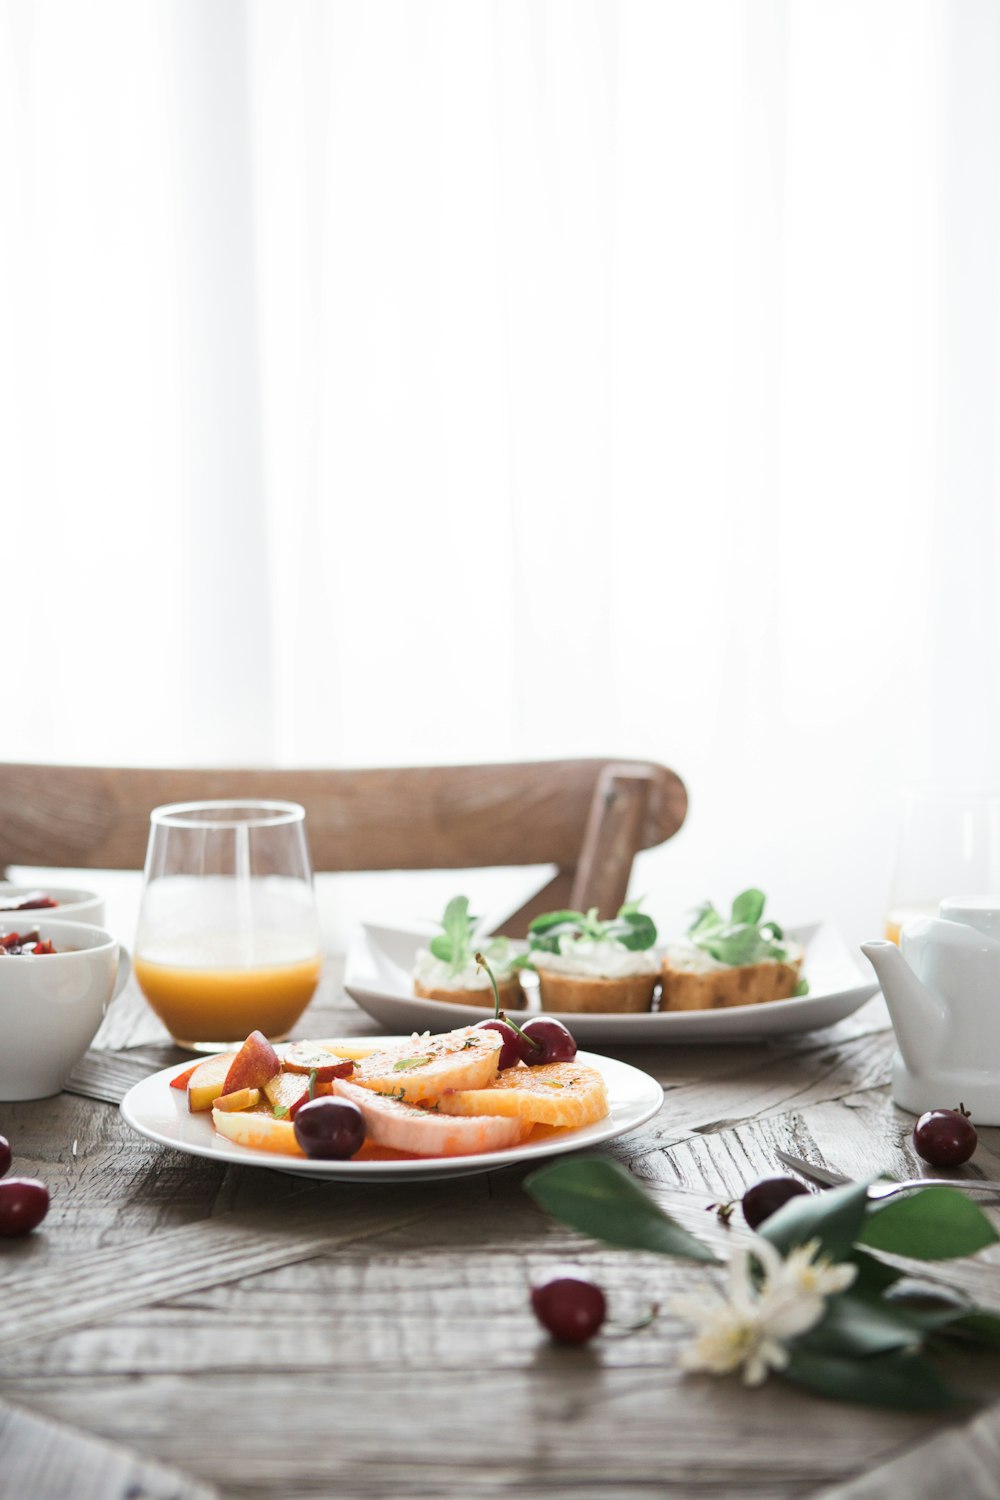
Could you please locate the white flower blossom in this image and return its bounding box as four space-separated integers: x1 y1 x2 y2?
673 1236 853 1388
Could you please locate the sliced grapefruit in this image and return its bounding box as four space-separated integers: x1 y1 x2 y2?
350 1026 502 1103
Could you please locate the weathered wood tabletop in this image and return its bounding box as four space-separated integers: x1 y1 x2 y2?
4 965 1000 1500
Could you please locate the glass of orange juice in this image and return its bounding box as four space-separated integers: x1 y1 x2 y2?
885 787 1000 943
134 801 323 1051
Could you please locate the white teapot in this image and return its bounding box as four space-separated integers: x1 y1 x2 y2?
862 897 1000 1124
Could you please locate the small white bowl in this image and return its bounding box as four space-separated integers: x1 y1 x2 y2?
0 884 105 927
0 919 130 1101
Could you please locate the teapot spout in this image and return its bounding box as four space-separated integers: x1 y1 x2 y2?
861 939 946 1078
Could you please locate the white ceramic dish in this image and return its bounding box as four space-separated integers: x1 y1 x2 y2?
0 883 105 926
120 1047 664 1183
0 920 130 1100
344 922 878 1044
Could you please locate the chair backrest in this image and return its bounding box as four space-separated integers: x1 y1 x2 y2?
0 758 687 932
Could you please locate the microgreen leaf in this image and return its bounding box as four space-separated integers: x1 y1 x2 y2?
731 888 766 925
687 890 790 967
525 1157 718 1264
392 1055 433 1072
527 902 657 955
858 1188 999 1261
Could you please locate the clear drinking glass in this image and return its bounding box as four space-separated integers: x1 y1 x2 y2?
134 801 323 1051
885 787 1000 942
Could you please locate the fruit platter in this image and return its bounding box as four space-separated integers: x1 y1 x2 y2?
120 1018 664 1183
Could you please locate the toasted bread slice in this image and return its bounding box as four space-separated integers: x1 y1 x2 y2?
660 952 803 1010
534 970 656 1014
413 975 525 1010
436 1060 609 1128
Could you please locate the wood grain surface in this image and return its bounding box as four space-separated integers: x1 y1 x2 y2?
3 966 1000 1499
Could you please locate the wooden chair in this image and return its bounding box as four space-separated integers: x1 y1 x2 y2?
0 759 687 933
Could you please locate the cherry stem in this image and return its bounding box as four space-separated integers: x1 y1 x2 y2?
498 1008 544 1054
474 950 502 1020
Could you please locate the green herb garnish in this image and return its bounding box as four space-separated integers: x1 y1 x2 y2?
527 900 657 955
272 1104 289 1119
428 895 516 976
308 1068 318 1100
392 1055 433 1072
686 888 791 967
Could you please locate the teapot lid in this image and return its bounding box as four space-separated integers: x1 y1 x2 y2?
939 895 1000 940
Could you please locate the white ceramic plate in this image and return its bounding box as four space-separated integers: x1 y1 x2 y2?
344 922 879 1044
119 1047 664 1183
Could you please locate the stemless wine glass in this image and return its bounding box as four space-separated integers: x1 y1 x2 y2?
885 787 1000 942
134 801 323 1051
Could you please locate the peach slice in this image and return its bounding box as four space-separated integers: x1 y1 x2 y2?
221 1031 281 1097
212 1104 304 1157
187 1052 237 1113
281 1042 354 1081
169 1063 199 1092
213 1087 261 1112
263 1071 333 1120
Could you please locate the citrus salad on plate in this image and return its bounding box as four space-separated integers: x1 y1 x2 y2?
171 1013 611 1164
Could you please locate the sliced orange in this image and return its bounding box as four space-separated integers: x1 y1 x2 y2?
211 1103 304 1157
436 1060 609 1128
351 1026 502 1103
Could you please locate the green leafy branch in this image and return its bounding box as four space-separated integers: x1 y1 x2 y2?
525 1157 1000 1410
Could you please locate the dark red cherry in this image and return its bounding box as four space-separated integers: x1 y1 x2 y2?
293 1098 365 1160
475 1018 521 1071
531 1268 606 1344
0 1177 49 1236
0 1136 10 1178
518 1016 577 1066
742 1176 809 1229
913 1107 977 1168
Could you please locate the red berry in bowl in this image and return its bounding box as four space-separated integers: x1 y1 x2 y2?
0 1177 49 1237
519 1016 577 1066
742 1176 809 1229
913 1107 977 1168
531 1268 606 1344
474 1018 521 1071
0 1136 10 1178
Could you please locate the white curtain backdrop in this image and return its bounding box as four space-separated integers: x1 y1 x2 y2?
3 0 1000 949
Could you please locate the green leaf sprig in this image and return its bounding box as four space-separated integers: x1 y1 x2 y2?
528 900 657 956
525 1157 1000 1410
428 895 515 976
686 888 791 968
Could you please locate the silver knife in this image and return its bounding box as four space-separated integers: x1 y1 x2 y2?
775 1148 1000 1200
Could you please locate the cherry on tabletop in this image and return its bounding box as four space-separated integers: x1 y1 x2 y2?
474 1018 521 1071
742 1176 809 1230
0 1136 10 1178
293 1098 366 1160
0 1177 50 1237
913 1106 978 1169
531 1268 607 1344
518 1016 578 1066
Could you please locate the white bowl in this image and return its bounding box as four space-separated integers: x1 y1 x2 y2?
0 883 105 927
0 919 130 1101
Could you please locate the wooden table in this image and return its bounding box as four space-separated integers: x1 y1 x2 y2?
4 967 1000 1499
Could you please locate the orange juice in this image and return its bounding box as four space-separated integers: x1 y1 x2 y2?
134 951 322 1047
884 905 937 945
